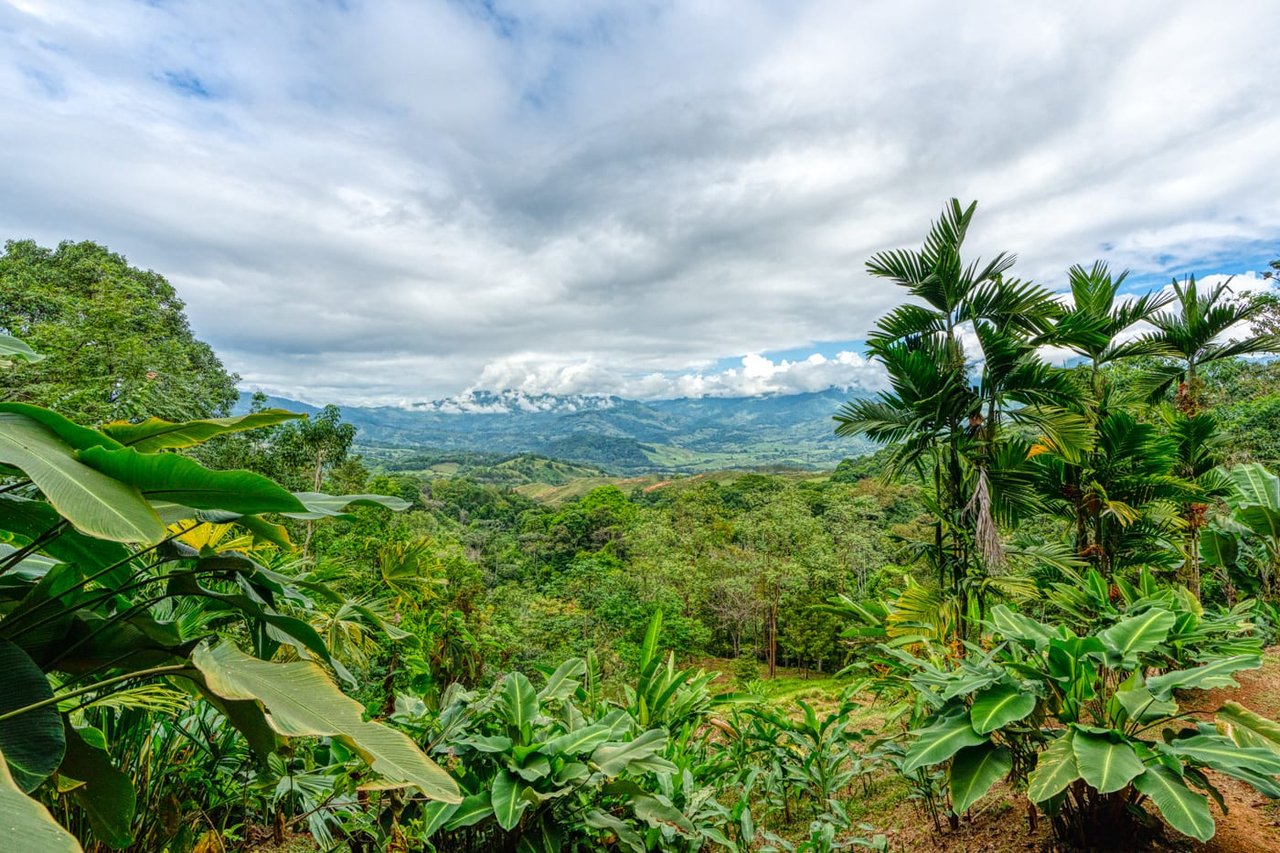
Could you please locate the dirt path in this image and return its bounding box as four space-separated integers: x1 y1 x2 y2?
1189 650 1280 853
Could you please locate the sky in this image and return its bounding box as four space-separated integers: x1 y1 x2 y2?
1 0 1278 406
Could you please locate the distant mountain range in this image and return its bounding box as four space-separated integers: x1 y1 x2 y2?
235 388 875 474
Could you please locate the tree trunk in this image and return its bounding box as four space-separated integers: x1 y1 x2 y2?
767 598 778 679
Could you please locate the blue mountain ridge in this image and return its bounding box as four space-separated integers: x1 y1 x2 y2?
235 387 876 474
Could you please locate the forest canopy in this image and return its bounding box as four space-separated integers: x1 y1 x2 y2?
3 208 1280 852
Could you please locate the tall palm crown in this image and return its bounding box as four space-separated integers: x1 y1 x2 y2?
1141 275 1280 411
837 200 1074 637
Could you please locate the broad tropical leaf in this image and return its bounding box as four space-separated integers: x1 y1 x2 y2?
0 333 43 364
0 745 80 852
969 684 1036 734
1134 765 1214 842
0 412 163 543
949 742 1012 815
1164 734 1280 775
1072 731 1143 794
903 714 986 773
541 724 612 757
1147 654 1262 699
1027 730 1079 802
60 723 135 848
591 729 672 776
77 447 308 515
634 795 696 835
1097 608 1176 664
1217 700 1280 754
192 643 460 803
0 639 65 792
283 492 411 519
443 792 493 830
491 769 530 830
538 658 587 703
501 672 538 732
100 410 302 452
988 604 1057 649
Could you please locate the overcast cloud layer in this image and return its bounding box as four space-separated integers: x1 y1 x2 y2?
2 1 1278 405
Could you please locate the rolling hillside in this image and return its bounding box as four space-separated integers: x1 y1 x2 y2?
236 388 874 474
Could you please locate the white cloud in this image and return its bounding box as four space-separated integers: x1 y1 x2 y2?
464 350 887 402
0 1 1277 404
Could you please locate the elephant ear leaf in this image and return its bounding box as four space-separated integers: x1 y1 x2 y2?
100 410 302 452
0 411 163 543
1027 729 1079 803
1071 730 1143 794
1098 609 1176 665
1134 765 1214 842
903 714 985 773
948 742 1012 815
0 639 65 792
60 722 136 849
969 683 1036 734
0 744 81 852
192 642 460 804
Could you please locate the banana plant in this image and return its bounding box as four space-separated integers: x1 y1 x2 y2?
886 581 1280 847
0 398 454 849
390 659 711 851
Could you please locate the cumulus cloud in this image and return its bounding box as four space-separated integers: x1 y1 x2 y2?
0 1 1278 404
465 350 888 402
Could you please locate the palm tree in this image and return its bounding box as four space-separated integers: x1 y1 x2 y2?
836 200 1073 641
1034 263 1185 575
1141 275 1280 414
1138 276 1280 597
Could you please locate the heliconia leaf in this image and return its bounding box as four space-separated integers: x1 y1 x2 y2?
60 722 136 849
948 742 1012 815
1072 731 1144 794
0 639 65 793
1164 734 1280 775
1098 608 1176 663
969 684 1036 735
903 714 986 773
0 745 81 852
100 410 303 452
491 769 530 830
192 643 459 803
538 658 587 703
0 334 43 364
541 723 613 757
988 605 1057 648
1147 654 1262 699
591 729 671 776
501 672 538 733
1028 729 1079 803
0 412 164 543
77 447 308 516
1133 765 1214 842
282 492 410 520
1217 700 1280 755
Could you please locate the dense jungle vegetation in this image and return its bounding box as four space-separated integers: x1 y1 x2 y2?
4 204 1280 851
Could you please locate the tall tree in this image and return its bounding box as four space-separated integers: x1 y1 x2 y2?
0 239 238 423
836 200 1074 641
1139 276 1280 596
